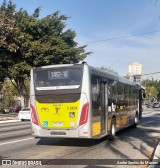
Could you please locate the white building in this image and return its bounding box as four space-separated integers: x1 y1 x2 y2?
128 62 143 82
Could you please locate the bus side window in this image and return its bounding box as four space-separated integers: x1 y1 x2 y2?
91 75 101 116
124 84 129 108
111 81 117 111
117 82 124 110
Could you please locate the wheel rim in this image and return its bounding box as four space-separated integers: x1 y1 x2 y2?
111 123 115 136
135 115 138 124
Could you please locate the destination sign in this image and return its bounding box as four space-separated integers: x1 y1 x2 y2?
48 70 69 80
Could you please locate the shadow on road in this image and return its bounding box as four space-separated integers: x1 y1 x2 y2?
36 137 106 147
103 117 160 160
36 111 160 161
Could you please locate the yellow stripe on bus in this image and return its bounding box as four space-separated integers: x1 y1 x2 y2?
92 122 101 136
117 115 128 127
107 119 112 131
108 115 128 130
122 115 128 125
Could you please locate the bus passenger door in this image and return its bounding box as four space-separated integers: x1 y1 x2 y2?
100 81 108 134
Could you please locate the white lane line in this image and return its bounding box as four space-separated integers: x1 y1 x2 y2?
0 125 31 131
0 130 30 136
143 111 160 116
0 120 20 124
141 118 160 126
0 137 34 146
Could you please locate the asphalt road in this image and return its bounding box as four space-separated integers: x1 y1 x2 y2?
0 108 160 168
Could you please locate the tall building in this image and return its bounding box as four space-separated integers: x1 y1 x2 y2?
128 62 143 82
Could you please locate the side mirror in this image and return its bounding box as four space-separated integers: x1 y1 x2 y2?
141 89 146 99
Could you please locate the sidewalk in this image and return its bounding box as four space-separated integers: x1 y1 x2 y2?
142 106 160 167
0 114 18 121
148 141 160 168
0 114 20 124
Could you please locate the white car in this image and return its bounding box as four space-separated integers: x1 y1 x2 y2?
18 108 31 121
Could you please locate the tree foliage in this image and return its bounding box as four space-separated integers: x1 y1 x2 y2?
99 66 118 74
0 1 90 101
142 79 160 101
1 79 19 109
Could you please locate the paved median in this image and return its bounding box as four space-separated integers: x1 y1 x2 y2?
0 114 18 121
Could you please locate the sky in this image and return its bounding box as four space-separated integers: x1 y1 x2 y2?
2 0 160 80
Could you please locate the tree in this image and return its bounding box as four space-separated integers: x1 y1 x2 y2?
123 74 130 79
99 66 118 74
141 79 160 102
1 79 19 109
0 1 90 106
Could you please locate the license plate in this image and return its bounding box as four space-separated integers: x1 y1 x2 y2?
50 131 66 135
53 122 63 126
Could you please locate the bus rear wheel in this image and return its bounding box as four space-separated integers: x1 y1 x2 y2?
109 119 116 140
132 114 139 128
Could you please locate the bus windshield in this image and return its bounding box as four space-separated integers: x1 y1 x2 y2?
34 67 83 90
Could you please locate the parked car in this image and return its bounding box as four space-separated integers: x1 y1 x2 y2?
5 107 15 113
153 102 160 108
0 109 5 114
15 106 22 113
4 108 9 113
18 107 31 121
146 103 152 108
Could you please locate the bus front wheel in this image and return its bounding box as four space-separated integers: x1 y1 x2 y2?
132 114 139 128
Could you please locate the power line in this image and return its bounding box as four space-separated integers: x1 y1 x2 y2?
109 56 124 67
86 30 160 44
142 72 160 76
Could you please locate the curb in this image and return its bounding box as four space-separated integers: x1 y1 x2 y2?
152 142 160 160
148 142 160 168
140 142 153 158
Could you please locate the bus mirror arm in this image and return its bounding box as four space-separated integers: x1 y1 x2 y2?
140 89 146 100
142 92 146 99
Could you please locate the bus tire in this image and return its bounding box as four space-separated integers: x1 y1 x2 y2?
109 119 116 140
132 114 139 128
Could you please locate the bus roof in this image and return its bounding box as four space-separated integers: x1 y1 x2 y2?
88 64 139 86
32 63 141 87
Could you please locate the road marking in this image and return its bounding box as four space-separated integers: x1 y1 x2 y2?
0 125 31 131
143 111 160 116
0 137 34 146
0 130 30 136
141 118 160 126
0 120 20 124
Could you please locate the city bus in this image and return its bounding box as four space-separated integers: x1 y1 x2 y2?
30 62 145 139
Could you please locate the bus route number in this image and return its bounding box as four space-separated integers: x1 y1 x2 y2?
48 70 68 79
